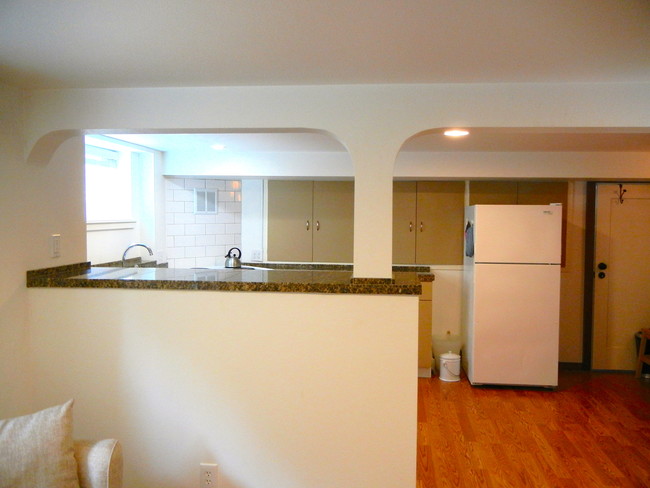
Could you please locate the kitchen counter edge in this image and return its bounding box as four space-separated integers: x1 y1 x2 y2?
26 262 433 296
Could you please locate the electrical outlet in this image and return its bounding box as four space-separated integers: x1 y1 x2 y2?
251 249 262 261
200 463 218 488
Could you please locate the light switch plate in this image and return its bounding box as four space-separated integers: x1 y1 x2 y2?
50 234 61 258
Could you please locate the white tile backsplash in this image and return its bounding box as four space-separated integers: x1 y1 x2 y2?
165 201 185 213
185 223 206 235
174 235 196 247
173 189 194 202
166 224 185 236
184 179 206 189
196 234 216 246
195 214 217 224
205 180 225 190
165 177 242 268
174 213 196 224
165 178 185 190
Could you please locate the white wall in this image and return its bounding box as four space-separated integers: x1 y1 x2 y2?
559 182 587 362
1 85 87 416
241 179 265 262
395 150 650 179
86 221 140 264
23 82 650 277
0 85 32 416
28 288 418 488
165 150 354 178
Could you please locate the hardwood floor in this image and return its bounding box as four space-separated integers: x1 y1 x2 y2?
417 371 650 487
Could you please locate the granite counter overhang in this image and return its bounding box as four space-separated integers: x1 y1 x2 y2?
27 262 434 295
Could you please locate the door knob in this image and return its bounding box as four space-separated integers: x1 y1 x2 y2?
598 271 606 279
598 262 608 270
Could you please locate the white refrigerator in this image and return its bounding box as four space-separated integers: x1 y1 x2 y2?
462 204 562 387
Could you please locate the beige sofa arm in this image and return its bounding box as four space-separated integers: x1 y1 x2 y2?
74 439 123 488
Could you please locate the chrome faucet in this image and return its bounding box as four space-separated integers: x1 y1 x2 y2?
122 243 154 267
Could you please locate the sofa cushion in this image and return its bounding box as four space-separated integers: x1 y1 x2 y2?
0 399 80 488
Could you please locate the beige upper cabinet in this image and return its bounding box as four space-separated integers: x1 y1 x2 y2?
267 180 313 262
393 181 465 265
416 182 465 265
469 180 568 264
468 181 518 205
312 181 355 263
393 182 417 263
267 180 354 263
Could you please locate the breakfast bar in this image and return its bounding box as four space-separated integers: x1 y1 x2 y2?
26 262 433 294
26 261 423 488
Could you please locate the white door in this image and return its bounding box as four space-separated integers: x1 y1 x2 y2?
593 184 650 370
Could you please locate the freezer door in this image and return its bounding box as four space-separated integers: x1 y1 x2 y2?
471 263 560 387
472 205 562 264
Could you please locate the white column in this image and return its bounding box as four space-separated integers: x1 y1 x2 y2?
348 143 401 278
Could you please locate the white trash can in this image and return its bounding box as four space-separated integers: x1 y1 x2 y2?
432 333 462 375
439 352 461 382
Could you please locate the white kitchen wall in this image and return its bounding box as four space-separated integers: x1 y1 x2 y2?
241 179 265 262
28 288 418 488
1 85 87 415
0 85 32 416
165 177 242 268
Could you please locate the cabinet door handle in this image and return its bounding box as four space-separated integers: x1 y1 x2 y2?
409 221 413 232
306 220 310 231
420 221 424 232
316 220 320 231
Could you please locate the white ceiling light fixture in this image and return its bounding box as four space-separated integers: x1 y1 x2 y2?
444 129 470 137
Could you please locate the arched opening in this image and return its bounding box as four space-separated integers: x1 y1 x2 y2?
392 126 650 379
81 129 355 267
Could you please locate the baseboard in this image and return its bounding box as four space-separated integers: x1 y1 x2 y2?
418 368 432 378
559 362 584 371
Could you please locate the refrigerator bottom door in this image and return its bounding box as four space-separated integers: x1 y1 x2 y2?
472 264 560 387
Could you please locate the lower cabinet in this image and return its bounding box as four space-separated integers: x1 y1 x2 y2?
418 281 433 376
267 180 354 262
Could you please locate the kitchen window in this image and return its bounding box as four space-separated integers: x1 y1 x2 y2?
85 144 133 222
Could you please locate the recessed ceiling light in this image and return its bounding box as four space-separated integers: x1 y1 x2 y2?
211 144 226 150
444 129 469 137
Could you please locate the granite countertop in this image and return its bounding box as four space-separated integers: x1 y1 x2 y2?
27 262 433 296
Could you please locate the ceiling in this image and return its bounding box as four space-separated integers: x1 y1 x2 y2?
1 0 650 89
107 131 348 153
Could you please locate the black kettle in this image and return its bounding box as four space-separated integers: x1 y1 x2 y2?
224 247 242 268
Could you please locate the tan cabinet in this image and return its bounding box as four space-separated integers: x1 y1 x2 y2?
393 181 465 265
469 180 568 264
418 281 433 374
393 182 417 263
267 180 354 263
468 180 518 205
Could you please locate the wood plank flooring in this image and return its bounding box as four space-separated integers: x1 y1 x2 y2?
417 371 650 487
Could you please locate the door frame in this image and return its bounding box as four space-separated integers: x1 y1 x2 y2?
581 182 597 370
